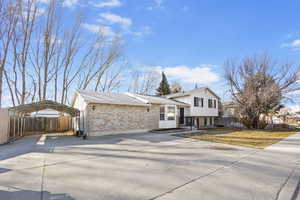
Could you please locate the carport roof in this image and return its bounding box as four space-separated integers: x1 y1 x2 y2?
8 100 80 117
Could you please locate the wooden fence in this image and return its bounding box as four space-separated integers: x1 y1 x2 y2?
0 113 74 144
23 116 73 134
0 109 10 145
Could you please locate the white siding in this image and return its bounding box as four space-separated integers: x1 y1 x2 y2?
73 94 88 132
170 89 219 117
73 93 88 111
158 105 178 129
159 120 177 129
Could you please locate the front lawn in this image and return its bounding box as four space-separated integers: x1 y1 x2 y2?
176 128 297 149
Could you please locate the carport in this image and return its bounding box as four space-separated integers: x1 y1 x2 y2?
0 100 80 144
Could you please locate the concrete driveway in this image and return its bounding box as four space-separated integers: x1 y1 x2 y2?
0 132 299 200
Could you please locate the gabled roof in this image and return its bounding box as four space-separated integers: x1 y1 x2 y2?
222 101 236 107
127 93 189 106
73 90 189 107
165 87 221 100
75 90 149 107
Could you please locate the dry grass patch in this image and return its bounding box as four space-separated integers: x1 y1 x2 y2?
177 129 297 149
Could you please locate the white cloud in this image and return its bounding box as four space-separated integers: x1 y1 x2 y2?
289 39 300 47
132 26 152 37
281 39 300 51
96 12 151 38
147 6 153 11
154 0 163 8
99 13 132 30
62 0 79 7
90 0 122 8
82 23 115 36
147 0 164 10
37 0 79 8
21 6 45 19
152 65 220 84
37 0 50 3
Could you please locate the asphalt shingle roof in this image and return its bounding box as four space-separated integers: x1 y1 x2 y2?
76 90 189 107
76 90 149 107
165 87 220 99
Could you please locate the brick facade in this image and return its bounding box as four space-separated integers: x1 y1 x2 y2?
86 104 160 136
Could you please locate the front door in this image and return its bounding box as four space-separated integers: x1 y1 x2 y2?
179 108 184 124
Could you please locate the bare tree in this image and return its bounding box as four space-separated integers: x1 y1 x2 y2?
77 34 123 91
16 0 38 104
97 64 125 92
0 0 19 107
2 0 125 106
170 82 183 93
128 69 159 94
224 54 300 129
30 0 61 101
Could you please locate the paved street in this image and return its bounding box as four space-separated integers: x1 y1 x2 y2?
0 132 299 200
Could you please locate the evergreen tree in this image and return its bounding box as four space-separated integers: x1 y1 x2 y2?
156 72 171 96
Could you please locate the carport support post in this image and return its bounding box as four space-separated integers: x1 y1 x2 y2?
17 114 20 138
7 111 10 143
78 113 81 132
21 113 25 137
13 112 16 141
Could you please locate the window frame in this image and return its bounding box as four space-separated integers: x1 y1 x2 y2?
208 99 212 108
159 106 165 121
166 106 176 121
194 97 199 107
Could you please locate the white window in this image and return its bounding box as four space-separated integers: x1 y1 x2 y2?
160 106 165 121
167 106 175 120
208 99 213 108
194 97 199 107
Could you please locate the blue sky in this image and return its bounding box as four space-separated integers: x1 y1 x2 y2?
49 0 300 102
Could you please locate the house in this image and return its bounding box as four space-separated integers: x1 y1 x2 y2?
217 101 241 127
165 87 220 129
72 87 220 136
221 101 238 118
72 90 188 136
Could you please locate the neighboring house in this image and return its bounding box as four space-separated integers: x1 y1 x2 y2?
165 87 220 129
221 101 238 118
218 101 241 127
30 109 61 118
72 87 221 136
